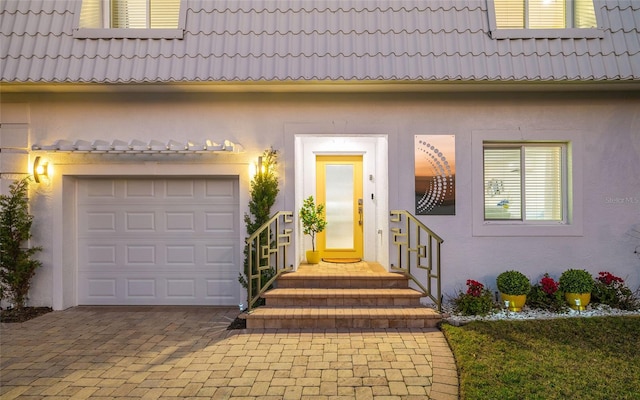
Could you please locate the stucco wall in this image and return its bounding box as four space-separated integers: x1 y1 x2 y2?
3 90 639 307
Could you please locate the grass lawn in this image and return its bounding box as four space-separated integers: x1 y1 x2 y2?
441 316 640 400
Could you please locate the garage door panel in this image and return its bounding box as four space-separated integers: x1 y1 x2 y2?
205 212 236 233
80 179 237 203
206 279 238 301
87 278 117 297
166 279 196 297
165 180 195 197
205 179 236 199
126 245 157 264
206 245 235 264
165 245 197 264
86 245 118 264
85 212 117 232
80 208 237 236
78 177 240 305
83 179 117 198
125 180 156 197
127 279 157 298
80 273 239 305
81 241 237 267
126 212 156 231
165 212 196 231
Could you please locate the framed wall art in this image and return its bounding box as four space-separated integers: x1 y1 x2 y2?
415 135 456 215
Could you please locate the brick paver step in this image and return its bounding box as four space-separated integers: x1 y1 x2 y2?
263 288 423 306
277 273 409 289
245 306 442 329
247 305 441 318
247 261 442 330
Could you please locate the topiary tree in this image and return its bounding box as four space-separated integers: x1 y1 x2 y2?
0 177 42 309
238 148 280 300
559 269 594 294
496 270 531 295
244 148 280 236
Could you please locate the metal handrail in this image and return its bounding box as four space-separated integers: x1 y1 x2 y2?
390 210 444 311
245 211 294 311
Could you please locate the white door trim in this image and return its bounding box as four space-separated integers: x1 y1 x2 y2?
294 135 389 269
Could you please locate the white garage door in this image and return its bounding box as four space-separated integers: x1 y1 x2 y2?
77 177 240 305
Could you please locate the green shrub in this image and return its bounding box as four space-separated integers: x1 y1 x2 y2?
452 280 495 316
238 148 280 303
0 178 42 309
559 269 594 294
526 274 566 312
496 270 530 295
592 271 639 311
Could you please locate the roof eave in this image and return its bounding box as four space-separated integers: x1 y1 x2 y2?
2 79 640 94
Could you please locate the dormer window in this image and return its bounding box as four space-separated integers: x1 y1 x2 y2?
110 0 180 29
75 0 184 38
488 0 602 38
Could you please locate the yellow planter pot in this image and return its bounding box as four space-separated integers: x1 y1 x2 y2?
306 250 321 264
565 292 591 311
500 293 527 312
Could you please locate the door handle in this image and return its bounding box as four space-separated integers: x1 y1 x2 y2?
358 199 363 226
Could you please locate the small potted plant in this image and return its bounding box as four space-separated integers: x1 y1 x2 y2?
299 196 327 264
559 269 594 310
496 270 530 311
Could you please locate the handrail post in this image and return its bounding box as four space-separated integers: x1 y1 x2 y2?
390 210 444 312
245 211 293 311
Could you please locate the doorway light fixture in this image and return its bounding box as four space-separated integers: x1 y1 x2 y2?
249 156 263 180
33 156 50 183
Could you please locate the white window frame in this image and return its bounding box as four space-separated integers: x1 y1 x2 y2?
487 0 604 39
483 142 568 223
472 130 584 237
73 0 186 39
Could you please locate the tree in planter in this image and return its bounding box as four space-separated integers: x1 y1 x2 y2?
299 196 327 263
0 177 42 309
238 148 280 301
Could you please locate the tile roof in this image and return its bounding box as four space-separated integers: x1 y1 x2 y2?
1 0 639 85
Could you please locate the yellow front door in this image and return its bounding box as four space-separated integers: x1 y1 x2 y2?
316 155 364 259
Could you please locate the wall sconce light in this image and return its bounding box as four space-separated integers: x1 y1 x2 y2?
257 156 263 176
249 155 270 180
33 156 50 183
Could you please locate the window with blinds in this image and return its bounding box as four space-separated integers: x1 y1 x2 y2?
494 0 597 29
78 0 180 29
111 0 181 29
483 144 565 222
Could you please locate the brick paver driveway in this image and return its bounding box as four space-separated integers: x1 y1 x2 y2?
0 307 458 399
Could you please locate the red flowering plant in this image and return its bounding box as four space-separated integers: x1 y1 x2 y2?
526 273 566 312
451 279 495 316
466 279 484 297
540 275 559 295
592 271 639 310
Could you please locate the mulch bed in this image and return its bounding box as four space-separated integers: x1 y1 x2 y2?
226 315 247 330
0 307 53 323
